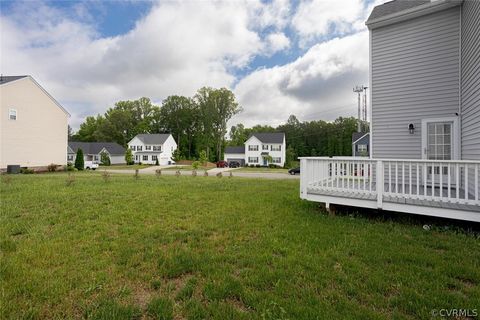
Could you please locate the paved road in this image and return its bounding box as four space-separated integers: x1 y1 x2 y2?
101 165 299 179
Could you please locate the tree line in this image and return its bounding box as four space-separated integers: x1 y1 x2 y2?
72 87 242 162
71 88 363 164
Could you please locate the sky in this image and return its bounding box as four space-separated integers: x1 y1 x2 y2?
0 0 383 130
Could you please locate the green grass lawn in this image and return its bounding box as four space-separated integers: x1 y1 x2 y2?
1 174 479 319
236 167 289 173
100 164 152 170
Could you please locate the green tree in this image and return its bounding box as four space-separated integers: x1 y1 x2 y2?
198 150 208 167
74 149 84 170
195 87 242 161
125 148 133 165
100 151 111 166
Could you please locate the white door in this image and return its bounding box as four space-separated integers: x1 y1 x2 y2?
422 119 457 184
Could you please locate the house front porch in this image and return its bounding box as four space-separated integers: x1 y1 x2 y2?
300 157 480 222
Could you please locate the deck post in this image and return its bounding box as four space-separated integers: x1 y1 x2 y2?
300 159 307 199
376 160 383 208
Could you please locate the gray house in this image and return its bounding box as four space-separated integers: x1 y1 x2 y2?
352 132 369 157
68 142 126 165
300 0 480 222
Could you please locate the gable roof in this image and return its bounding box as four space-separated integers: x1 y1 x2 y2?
225 146 245 154
68 142 126 155
0 75 70 116
249 132 285 144
0 75 28 85
352 132 369 144
133 134 171 145
367 0 429 22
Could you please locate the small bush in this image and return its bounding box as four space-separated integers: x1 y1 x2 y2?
268 164 276 168
100 151 111 166
20 168 34 174
155 169 162 177
192 161 200 170
203 170 208 177
155 158 159 166
74 149 84 171
255 164 261 168
66 162 75 171
47 163 58 172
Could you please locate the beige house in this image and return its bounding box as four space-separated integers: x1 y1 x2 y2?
0 76 70 169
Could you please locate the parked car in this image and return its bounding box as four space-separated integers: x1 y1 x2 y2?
85 161 99 170
229 161 240 168
288 167 300 175
216 160 228 168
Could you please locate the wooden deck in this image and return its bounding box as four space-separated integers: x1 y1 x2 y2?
300 158 480 222
308 181 480 213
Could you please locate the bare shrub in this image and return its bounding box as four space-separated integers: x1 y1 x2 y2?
192 170 197 177
175 170 181 177
155 169 162 178
229 172 233 178
101 170 110 183
203 170 208 177
65 173 75 187
134 169 140 180
48 163 59 172
216 172 222 178
1 175 12 185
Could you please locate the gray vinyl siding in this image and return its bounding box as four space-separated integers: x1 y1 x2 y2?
461 0 480 161
371 7 461 159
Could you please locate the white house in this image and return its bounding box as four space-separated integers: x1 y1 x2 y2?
225 132 286 167
0 75 70 169
300 0 480 222
68 142 126 165
127 134 177 165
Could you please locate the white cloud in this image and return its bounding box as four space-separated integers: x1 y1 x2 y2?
233 32 369 127
1 0 379 130
265 32 291 55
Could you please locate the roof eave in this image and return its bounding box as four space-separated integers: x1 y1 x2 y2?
366 0 462 30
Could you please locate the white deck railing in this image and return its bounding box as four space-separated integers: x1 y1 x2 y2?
300 157 480 208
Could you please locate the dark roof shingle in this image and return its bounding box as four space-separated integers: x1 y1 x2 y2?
225 146 245 154
367 0 429 23
250 132 285 144
0 75 28 85
68 142 126 155
352 132 369 143
134 134 171 145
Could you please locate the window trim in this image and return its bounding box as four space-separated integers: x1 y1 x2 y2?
8 108 17 120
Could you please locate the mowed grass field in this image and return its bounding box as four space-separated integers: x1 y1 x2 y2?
1 173 479 319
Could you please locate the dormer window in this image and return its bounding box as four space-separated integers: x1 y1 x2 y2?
9 109 17 120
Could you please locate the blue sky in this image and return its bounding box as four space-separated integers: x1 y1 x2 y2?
0 0 381 129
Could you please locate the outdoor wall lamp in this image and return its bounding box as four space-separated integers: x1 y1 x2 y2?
408 123 415 134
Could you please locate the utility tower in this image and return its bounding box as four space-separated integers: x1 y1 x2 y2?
353 85 364 132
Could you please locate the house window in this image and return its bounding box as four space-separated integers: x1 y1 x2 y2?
137 146 143 151
94 155 99 161
271 145 281 151
135 155 139 161
67 155 74 161
143 155 148 161
153 145 162 151
152 155 158 161
272 157 281 163
248 157 259 163
248 145 259 151
358 144 367 152
9 109 17 120
145 145 151 151
131 146 136 151
262 145 268 150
